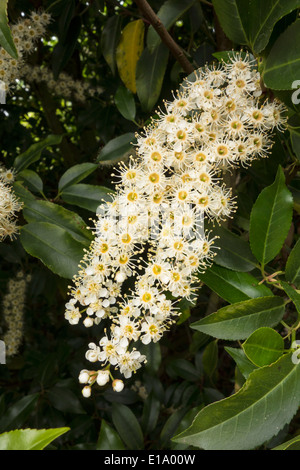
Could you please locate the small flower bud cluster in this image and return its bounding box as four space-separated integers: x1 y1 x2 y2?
0 10 51 92
1 271 31 357
0 166 22 241
65 53 287 396
21 65 103 103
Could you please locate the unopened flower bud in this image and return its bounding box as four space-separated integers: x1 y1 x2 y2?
96 369 110 386
78 369 90 384
82 385 91 398
112 379 124 392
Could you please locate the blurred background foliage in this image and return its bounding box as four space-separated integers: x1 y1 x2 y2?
0 0 300 450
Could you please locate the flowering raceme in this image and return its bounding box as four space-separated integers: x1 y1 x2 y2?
0 10 51 93
0 166 22 241
64 53 287 396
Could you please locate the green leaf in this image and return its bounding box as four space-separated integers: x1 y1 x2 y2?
111 403 144 450
263 20 300 90
285 238 300 288
61 184 114 212
198 264 273 303
211 225 257 272
97 419 126 450
173 353 300 450
249 166 293 266
242 327 284 367
136 43 169 112
290 131 300 161
171 406 204 450
160 407 189 447
147 0 197 50
141 393 161 435
13 135 63 173
280 280 300 316
202 340 218 377
13 181 36 204
116 19 145 94
139 341 161 374
190 296 285 340
225 346 258 379
58 163 98 193
97 133 135 163
114 86 136 121
0 394 38 433
46 386 86 415
101 15 122 75
0 0 18 59
20 222 85 279
17 170 43 194
272 435 300 450
22 199 92 245
212 0 248 45
246 0 300 54
0 428 70 451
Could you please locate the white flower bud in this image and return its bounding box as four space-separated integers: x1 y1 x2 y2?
78 369 90 384
83 317 94 328
96 370 110 386
112 379 124 392
82 386 91 398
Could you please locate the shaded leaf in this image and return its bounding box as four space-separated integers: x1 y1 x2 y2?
225 346 258 379
61 184 114 212
97 419 126 450
242 327 284 367
111 403 144 450
13 135 63 173
285 238 300 288
97 133 135 163
114 86 136 121
58 163 98 192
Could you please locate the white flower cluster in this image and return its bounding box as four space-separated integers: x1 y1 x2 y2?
21 65 103 103
64 53 287 396
0 10 51 92
0 166 22 241
1 271 30 357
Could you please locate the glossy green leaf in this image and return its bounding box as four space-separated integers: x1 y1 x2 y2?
0 394 38 433
0 427 70 451
211 225 257 272
97 419 126 450
198 264 272 303
280 280 300 316
263 20 300 90
202 340 218 377
136 43 169 112
17 170 43 194
225 346 258 379
285 238 300 288
20 222 85 279
61 184 114 212
58 163 98 192
13 135 63 173
147 0 197 50
22 199 92 245
246 0 300 53
101 15 122 75
249 166 293 266
242 327 284 367
46 386 86 415
0 0 18 59
13 181 36 204
212 0 248 44
173 353 300 450
273 435 300 450
190 296 285 340
290 131 300 161
141 393 161 435
111 403 144 450
97 133 135 163
114 86 136 121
